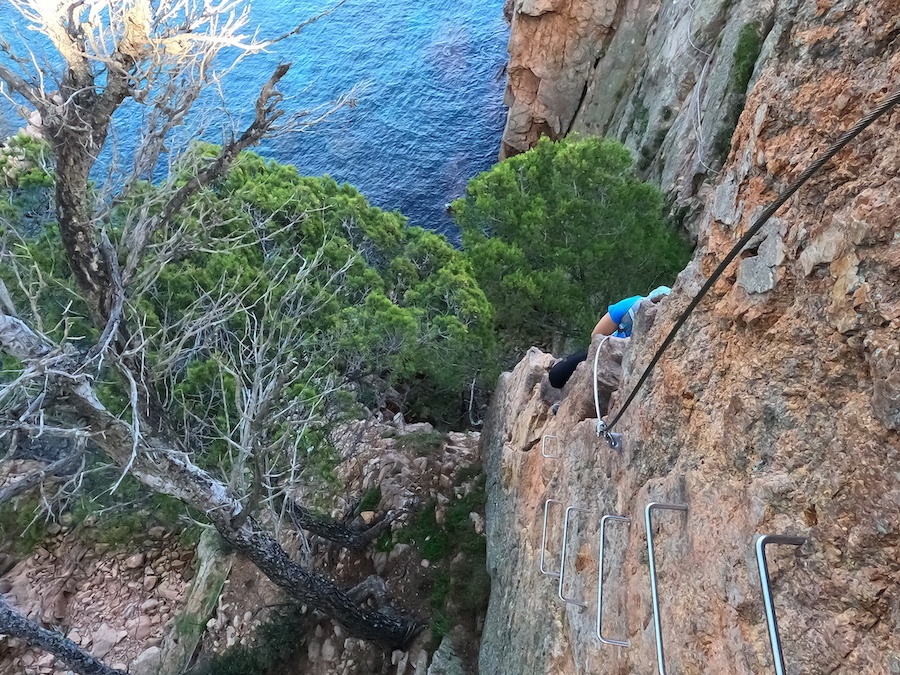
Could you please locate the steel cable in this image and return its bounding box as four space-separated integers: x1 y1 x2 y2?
604 87 900 432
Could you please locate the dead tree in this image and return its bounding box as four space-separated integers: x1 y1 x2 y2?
0 1 423 670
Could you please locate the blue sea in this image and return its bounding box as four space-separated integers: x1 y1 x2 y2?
0 0 509 241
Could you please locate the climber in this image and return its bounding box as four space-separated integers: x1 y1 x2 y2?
547 286 671 389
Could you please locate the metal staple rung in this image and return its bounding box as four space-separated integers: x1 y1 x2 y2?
558 506 589 607
540 499 562 577
755 534 807 675
645 502 689 675
541 434 560 458
596 514 631 647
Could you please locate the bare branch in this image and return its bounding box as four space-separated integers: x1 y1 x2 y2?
121 62 292 283
0 62 44 109
0 445 87 506
264 0 349 47
0 596 125 675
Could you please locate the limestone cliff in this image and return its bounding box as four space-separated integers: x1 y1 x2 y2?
482 1 900 673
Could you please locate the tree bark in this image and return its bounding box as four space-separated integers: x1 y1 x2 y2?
0 312 425 649
44 56 130 327
0 598 125 675
287 501 396 552
217 515 423 647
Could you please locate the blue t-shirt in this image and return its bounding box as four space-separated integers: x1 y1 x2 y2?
607 295 643 337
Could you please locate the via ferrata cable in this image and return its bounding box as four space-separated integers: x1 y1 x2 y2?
603 87 900 433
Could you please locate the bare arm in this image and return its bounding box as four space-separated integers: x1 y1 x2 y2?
591 312 617 337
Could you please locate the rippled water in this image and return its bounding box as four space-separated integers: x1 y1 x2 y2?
0 0 509 240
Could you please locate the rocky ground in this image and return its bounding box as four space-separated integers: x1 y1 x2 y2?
0 461 192 674
197 418 485 675
1 417 486 675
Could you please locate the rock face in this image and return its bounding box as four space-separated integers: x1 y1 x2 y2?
499 0 619 157
481 1 900 673
500 0 855 236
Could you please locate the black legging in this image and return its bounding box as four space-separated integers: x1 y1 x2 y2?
548 349 588 389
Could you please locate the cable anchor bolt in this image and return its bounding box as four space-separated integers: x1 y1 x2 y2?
596 420 623 451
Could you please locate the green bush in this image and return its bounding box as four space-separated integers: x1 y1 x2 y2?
2 145 500 447
394 468 490 642
190 606 308 675
142 148 499 429
0 133 53 189
453 136 691 354
715 22 765 161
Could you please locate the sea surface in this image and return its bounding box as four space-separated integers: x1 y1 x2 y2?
0 0 510 240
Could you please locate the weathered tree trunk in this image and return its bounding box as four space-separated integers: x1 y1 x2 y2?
44 57 130 326
218 515 421 646
0 598 125 675
61 374 423 649
287 501 396 551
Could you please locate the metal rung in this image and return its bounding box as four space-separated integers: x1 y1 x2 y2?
755 534 807 675
596 514 631 647
540 499 562 577
645 502 689 675
558 506 590 607
541 434 560 458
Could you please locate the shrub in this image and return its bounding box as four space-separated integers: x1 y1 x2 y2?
146 149 499 429
1 146 499 436
715 21 765 162
189 606 308 675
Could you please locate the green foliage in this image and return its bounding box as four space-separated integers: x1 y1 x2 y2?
0 134 53 189
394 468 490 640
191 606 308 675
374 528 395 553
0 134 55 239
731 22 764 93
0 221 95 351
393 430 449 456
0 496 50 555
454 136 691 353
356 485 382 514
398 501 451 560
715 22 765 162
142 147 498 430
